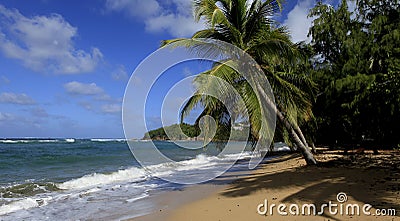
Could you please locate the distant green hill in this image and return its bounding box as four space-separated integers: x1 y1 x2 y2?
143 123 200 140
143 123 249 141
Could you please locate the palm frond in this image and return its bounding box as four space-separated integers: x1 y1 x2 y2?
162 0 316 147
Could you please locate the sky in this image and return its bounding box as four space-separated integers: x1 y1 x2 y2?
0 0 342 139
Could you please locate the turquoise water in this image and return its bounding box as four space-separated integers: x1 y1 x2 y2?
0 139 263 220
0 139 134 186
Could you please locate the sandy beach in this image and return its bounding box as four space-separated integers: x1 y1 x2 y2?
132 149 399 221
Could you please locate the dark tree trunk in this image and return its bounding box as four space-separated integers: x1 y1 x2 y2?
278 111 317 165
294 124 309 149
256 83 317 165
311 142 317 154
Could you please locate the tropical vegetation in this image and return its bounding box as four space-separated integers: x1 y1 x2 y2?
309 0 399 148
155 0 399 165
143 123 249 141
161 0 318 165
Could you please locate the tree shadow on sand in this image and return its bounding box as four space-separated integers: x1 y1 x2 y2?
220 151 400 219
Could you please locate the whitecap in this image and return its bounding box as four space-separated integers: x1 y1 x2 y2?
0 198 39 216
57 167 148 190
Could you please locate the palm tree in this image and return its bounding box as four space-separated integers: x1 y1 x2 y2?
162 0 317 165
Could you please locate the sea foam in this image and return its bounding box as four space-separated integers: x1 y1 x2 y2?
0 198 39 216
57 167 148 190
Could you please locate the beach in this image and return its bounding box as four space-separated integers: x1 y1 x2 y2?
1 1 398 221
0 139 265 220
1 140 398 220
133 150 400 221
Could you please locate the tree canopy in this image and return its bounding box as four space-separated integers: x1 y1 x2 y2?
309 0 400 147
162 0 318 164
152 0 399 165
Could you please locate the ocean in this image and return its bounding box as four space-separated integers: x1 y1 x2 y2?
0 139 278 220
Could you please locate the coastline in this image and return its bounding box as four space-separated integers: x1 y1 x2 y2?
127 184 227 221
126 154 289 221
130 150 400 221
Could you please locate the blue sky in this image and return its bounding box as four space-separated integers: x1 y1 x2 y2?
0 0 343 138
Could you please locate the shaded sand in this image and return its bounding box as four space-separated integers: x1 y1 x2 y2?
131 150 400 221
168 150 399 221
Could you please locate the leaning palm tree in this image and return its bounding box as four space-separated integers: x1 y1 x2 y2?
162 0 317 165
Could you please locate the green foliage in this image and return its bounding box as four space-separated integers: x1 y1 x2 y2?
309 0 400 147
143 123 200 140
163 0 317 148
143 123 249 141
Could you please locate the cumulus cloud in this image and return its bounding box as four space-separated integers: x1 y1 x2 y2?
64 81 104 96
0 4 103 74
105 0 205 37
283 0 314 43
0 92 35 105
64 81 121 115
64 81 114 101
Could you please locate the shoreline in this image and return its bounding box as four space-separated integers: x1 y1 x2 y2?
127 184 227 221
126 154 304 221
130 150 399 221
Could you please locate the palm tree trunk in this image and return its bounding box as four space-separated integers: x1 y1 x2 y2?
286 124 317 165
256 83 317 165
293 124 309 150
280 111 312 153
311 141 317 154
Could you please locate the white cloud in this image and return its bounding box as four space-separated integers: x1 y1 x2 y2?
78 101 94 111
284 0 314 43
0 92 35 105
347 0 356 13
0 112 14 122
64 81 104 95
346 0 358 19
105 0 205 37
64 81 122 115
77 101 121 115
101 104 121 114
95 94 113 101
105 0 161 18
145 13 204 37
111 65 129 81
0 4 103 74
